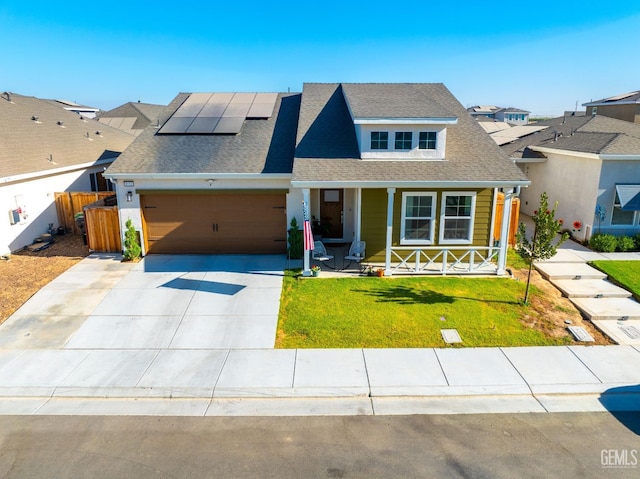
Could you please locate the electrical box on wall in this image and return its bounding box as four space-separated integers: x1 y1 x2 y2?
8 209 20 225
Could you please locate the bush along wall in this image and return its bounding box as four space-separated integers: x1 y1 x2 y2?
589 233 640 253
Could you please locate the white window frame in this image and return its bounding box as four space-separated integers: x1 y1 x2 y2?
400 192 437 245
439 192 476 245
418 131 437 150
370 131 389 150
611 190 639 225
394 131 413 150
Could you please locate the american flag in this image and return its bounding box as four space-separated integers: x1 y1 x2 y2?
302 201 314 251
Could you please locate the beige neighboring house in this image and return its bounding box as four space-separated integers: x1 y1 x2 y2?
97 101 166 136
504 115 640 241
0 92 135 255
583 90 640 124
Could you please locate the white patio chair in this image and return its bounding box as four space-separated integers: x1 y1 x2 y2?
312 241 335 269
343 240 366 271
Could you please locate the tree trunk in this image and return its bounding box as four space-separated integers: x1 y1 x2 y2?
523 225 538 304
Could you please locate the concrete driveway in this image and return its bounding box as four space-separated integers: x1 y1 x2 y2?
0 254 286 350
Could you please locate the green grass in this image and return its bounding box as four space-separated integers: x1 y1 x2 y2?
277 273 570 348
590 261 640 299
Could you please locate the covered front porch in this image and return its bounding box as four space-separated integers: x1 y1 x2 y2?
292 185 519 277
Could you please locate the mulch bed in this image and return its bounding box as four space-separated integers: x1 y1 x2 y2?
0 234 89 324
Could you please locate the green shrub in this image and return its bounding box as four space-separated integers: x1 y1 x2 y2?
123 219 142 261
589 233 617 253
634 233 640 251
617 235 636 252
287 217 303 259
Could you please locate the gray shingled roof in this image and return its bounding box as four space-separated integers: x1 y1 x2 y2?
508 115 640 157
341 83 456 119
97 102 166 132
292 83 529 185
0 93 135 181
106 93 301 176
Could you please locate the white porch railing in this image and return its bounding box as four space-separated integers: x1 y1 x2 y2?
389 246 500 275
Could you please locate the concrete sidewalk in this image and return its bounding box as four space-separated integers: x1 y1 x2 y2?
0 345 639 416
1 247 640 417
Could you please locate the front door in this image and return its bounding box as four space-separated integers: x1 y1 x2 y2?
319 189 343 239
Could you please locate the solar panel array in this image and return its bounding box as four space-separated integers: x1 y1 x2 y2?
158 92 278 135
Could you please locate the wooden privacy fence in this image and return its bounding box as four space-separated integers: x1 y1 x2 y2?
494 192 520 247
54 192 121 253
55 192 114 235
84 205 121 253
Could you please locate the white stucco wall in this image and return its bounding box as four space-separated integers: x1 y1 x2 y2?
1 164 109 255
518 151 602 241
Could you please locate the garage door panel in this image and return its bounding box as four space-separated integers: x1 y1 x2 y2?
142 193 287 254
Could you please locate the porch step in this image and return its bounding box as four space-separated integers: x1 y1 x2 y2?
535 262 606 281
550 278 632 298
591 320 640 345
571 297 640 321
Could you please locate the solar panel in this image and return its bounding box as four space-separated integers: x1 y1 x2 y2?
199 101 229 117
213 116 245 134
230 92 256 104
158 117 195 134
186 117 221 133
173 93 212 117
157 92 278 135
247 103 276 118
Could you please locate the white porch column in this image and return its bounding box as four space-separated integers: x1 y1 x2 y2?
302 188 312 277
497 187 514 275
384 187 396 276
355 188 362 242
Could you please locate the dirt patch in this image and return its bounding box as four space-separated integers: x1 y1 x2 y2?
510 266 614 345
0 234 89 324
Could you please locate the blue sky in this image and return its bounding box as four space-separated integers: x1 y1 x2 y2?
1 1 639 115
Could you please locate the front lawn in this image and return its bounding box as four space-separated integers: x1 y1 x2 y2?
590 260 640 298
276 274 571 348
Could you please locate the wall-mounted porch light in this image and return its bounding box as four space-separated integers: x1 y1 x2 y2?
126 191 133 202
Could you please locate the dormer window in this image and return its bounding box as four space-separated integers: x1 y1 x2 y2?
419 131 436 150
394 131 412 150
370 131 388 150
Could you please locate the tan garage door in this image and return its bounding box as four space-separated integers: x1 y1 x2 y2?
141 193 287 254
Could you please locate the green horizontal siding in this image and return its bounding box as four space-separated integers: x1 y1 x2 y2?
362 188 494 263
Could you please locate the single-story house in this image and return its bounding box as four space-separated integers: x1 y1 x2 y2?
508 115 640 241
97 101 166 136
105 83 529 275
0 92 135 255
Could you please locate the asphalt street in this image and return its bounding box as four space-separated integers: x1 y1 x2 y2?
0 412 638 478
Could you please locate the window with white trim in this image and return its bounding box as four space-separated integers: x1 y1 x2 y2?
612 190 637 225
401 192 436 244
418 131 436 150
394 131 412 150
440 192 476 244
370 131 388 150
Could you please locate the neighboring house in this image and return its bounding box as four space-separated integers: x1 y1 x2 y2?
46 99 101 119
467 105 530 125
105 83 529 275
97 101 166 136
583 90 640 124
0 92 135 255
508 115 640 241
